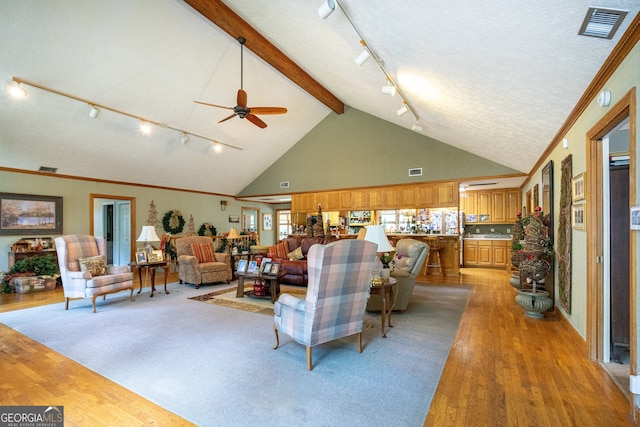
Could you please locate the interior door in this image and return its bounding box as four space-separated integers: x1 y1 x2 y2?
115 201 131 265
610 164 630 362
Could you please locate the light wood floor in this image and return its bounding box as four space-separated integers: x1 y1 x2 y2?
0 269 634 426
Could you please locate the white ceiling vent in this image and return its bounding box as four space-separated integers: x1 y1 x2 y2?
408 168 422 177
279 181 290 189
468 181 498 187
578 7 628 39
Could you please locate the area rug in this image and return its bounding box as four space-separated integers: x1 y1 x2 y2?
190 284 306 315
0 281 471 427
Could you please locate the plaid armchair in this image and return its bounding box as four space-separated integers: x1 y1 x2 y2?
273 239 377 370
55 235 134 313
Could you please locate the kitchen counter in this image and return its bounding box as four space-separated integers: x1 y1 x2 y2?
464 234 512 240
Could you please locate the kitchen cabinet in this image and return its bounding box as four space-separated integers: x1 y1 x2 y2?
464 239 509 268
461 189 521 224
477 193 491 221
505 190 521 223
491 191 506 223
436 182 457 207
462 192 477 219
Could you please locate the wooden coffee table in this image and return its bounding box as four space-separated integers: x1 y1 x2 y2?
236 270 285 303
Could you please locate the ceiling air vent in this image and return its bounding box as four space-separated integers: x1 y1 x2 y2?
38 166 58 173
408 168 422 177
279 181 290 189
578 7 628 39
468 182 498 187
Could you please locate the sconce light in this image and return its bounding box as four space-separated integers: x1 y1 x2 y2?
317 0 335 19
220 200 228 211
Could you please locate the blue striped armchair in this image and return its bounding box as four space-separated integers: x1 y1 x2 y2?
272 239 377 370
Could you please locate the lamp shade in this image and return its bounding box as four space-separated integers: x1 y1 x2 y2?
137 225 160 243
363 225 393 252
227 227 240 239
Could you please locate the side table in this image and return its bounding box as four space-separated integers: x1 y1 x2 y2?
130 261 170 297
369 277 397 338
236 270 285 303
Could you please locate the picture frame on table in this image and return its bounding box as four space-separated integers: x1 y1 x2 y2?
0 192 63 235
572 172 586 201
236 259 247 273
261 262 272 274
270 262 281 275
136 251 148 264
263 213 273 231
248 260 258 274
571 203 586 230
148 250 164 262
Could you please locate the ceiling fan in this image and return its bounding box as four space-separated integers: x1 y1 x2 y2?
194 36 287 129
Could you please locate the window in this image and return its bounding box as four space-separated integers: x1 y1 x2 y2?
277 210 291 240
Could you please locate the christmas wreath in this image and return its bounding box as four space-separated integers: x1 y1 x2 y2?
162 210 185 234
198 222 217 236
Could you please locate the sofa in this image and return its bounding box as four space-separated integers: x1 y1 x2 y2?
175 236 232 288
366 238 429 312
270 235 337 286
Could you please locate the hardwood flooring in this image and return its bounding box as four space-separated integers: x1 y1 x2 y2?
0 268 634 426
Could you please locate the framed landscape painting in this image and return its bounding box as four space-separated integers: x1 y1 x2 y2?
0 192 63 235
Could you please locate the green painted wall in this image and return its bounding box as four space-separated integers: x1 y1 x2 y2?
238 108 520 196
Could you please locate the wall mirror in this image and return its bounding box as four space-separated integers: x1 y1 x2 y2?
241 207 260 233
542 160 554 244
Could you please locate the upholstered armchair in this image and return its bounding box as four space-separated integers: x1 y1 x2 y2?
175 236 232 288
366 238 429 312
55 235 135 313
273 239 377 370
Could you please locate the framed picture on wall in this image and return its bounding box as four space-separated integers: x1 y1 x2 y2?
571 203 586 230
631 206 640 230
572 173 586 201
263 213 273 231
0 192 63 235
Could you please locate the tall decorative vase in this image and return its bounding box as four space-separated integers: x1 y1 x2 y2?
515 289 553 318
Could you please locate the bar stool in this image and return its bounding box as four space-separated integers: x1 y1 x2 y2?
426 237 446 276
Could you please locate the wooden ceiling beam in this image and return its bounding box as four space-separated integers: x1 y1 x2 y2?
184 0 345 114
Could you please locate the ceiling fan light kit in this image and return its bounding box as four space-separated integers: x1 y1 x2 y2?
319 0 419 127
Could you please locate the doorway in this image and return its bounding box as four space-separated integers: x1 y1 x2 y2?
585 89 636 401
90 194 136 266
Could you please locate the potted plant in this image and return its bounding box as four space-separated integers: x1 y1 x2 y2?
1 253 60 293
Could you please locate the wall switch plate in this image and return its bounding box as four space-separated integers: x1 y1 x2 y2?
507 228 511 233
491 228 495 232
476 228 480 233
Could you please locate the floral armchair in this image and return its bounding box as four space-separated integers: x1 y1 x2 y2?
175 236 232 288
366 238 429 312
272 239 377 370
55 234 135 313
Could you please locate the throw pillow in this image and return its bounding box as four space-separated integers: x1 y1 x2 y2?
78 255 106 277
287 246 304 261
190 243 216 263
269 241 289 260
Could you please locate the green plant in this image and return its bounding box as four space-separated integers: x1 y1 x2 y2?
10 254 60 277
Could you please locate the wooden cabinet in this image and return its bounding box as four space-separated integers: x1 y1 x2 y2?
463 239 508 268
461 189 521 224
436 182 457 207
416 184 435 206
383 188 400 208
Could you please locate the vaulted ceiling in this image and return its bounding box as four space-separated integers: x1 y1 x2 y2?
1 1 638 195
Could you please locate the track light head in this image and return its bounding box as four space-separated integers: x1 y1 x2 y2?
9 81 27 97
181 133 189 144
318 0 336 19
355 48 370 66
381 80 396 96
396 104 408 116
140 121 151 134
89 105 99 118
411 123 423 132
213 142 222 152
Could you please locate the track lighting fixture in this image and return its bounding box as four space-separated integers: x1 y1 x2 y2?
89 104 99 119
213 142 222 152
411 123 423 132
10 76 242 151
140 121 151 134
355 41 370 66
317 0 335 19
381 78 396 96
396 103 408 116
9 81 27 97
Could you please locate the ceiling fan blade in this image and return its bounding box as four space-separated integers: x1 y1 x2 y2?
237 89 247 108
194 100 233 110
218 113 237 124
249 107 287 115
246 114 267 129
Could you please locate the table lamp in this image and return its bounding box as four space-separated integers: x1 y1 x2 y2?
227 227 240 254
137 225 161 254
363 225 393 279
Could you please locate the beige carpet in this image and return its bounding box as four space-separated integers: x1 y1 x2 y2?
189 284 306 315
